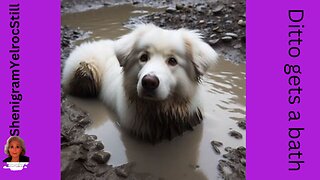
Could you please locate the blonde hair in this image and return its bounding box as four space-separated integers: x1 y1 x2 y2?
4 136 26 156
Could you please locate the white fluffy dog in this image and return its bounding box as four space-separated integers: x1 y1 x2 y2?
62 24 218 142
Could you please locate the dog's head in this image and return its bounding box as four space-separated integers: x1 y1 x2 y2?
115 24 218 101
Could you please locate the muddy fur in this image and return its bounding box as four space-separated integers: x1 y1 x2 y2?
129 99 203 143
125 80 203 142
69 62 101 97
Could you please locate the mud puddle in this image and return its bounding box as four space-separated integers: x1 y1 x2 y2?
62 4 163 43
62 4 245 180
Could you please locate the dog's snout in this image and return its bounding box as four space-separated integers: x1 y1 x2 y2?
142 74 159 90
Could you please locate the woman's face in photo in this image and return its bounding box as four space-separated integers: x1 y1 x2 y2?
9 140 22 158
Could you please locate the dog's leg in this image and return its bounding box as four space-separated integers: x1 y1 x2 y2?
63 40 115 98
68 61 101 97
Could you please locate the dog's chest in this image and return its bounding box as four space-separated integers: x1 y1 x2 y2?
128 101 203 143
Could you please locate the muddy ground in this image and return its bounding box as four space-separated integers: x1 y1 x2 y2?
61 0 246 179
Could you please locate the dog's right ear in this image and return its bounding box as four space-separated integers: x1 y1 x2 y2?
114 24 155 67
180 29 218 76
114 30 137 67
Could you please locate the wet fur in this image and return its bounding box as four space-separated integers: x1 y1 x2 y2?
62 24 218 143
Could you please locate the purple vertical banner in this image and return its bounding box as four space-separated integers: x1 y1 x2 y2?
248 0 320 179
0 0 60 179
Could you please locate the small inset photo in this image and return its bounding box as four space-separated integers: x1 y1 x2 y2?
3 136 29 171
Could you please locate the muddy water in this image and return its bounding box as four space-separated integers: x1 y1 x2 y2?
62 4 163 42
62 4 246 180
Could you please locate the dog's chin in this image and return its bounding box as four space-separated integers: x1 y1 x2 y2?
138 90 167 101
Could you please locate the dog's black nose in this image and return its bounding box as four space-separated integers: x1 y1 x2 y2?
142 74 159 90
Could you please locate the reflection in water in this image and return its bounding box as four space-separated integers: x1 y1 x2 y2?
63 4 245 180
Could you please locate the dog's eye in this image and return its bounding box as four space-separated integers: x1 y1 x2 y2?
167 57 178 66
140 53 149 62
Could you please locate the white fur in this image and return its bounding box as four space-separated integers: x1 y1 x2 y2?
62 24 218 139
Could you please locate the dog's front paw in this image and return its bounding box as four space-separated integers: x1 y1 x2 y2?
68 61 101 98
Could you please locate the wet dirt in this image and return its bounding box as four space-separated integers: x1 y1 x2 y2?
61 1 246 180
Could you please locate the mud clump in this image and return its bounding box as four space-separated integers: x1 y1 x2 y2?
229 130 243 139
211 140 223 155
237 120 246 130
211 138 245 179
218 146 246 180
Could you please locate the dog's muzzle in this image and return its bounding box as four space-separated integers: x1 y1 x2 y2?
142 74 159 90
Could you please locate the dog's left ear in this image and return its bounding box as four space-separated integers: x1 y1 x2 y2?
114 24 156 67
180 29 218 75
